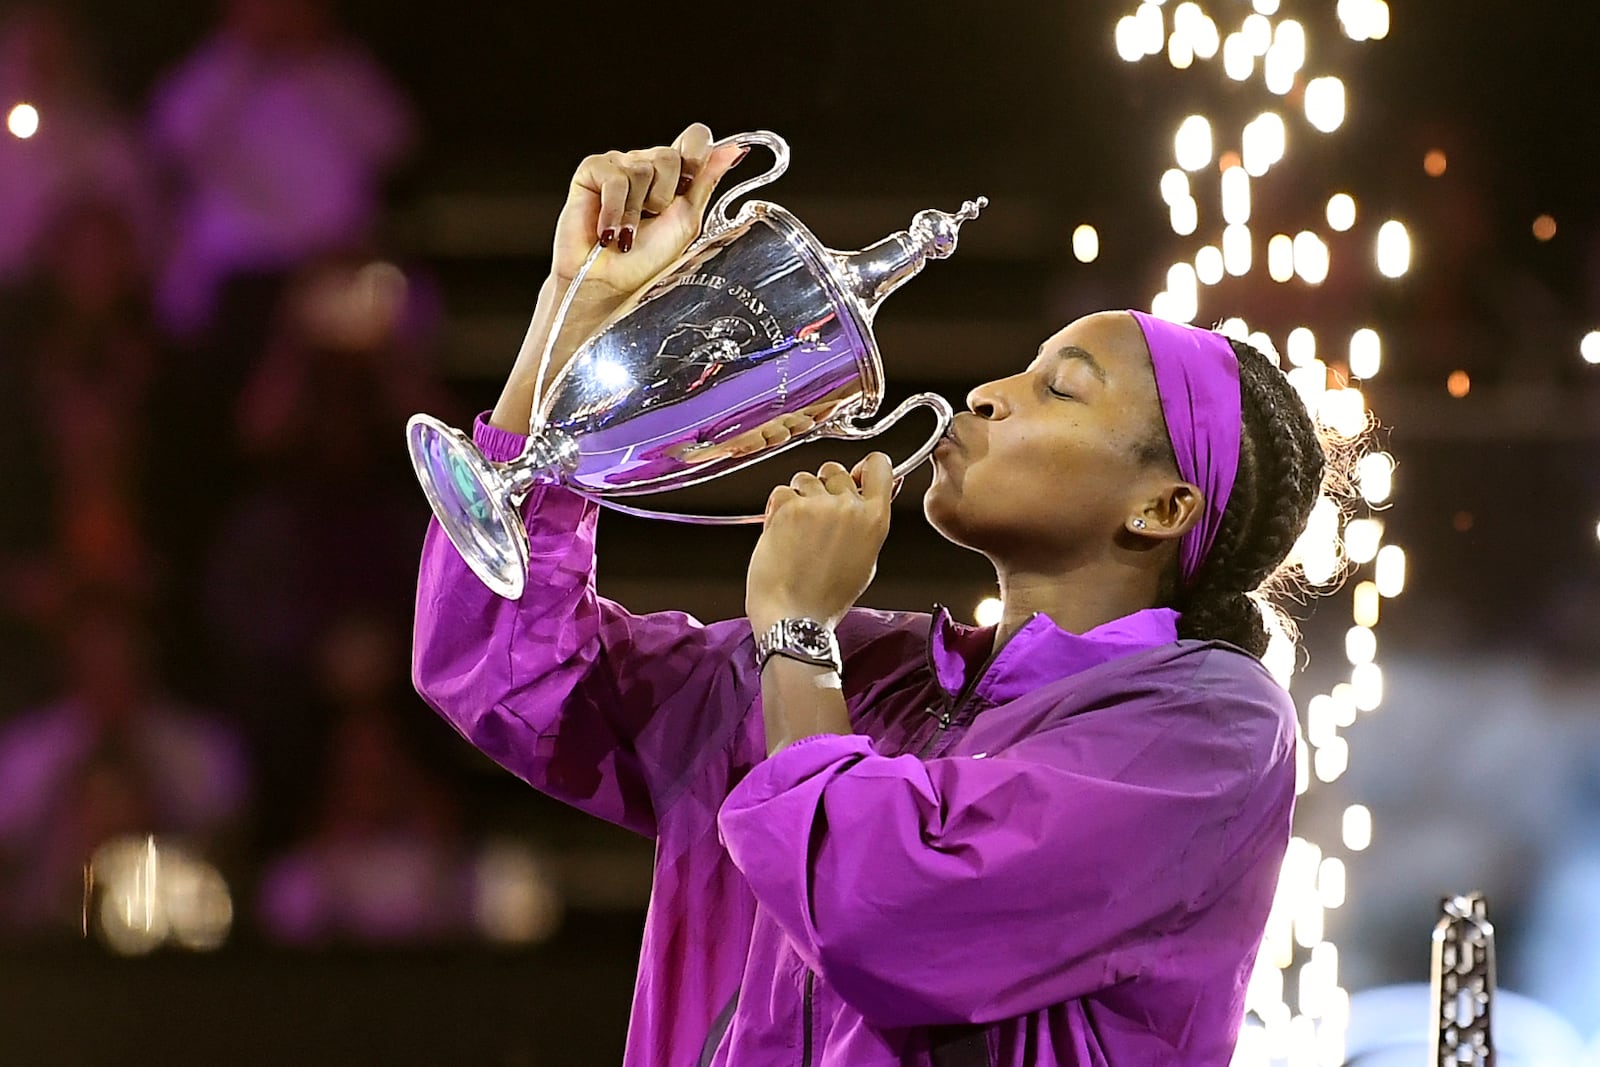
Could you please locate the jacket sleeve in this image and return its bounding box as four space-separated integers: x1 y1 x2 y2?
412 416 755 837
715 661 1296 1028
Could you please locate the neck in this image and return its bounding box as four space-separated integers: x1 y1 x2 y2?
990 559 1164 650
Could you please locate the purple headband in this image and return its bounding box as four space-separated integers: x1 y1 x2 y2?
1127 310 1242 586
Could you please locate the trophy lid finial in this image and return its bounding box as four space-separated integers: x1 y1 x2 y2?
910 197 989 260
834 196 988 320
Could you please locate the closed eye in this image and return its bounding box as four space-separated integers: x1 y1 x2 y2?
1047 386 1077 400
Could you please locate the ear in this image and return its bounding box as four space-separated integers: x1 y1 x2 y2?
1126 480 1204 541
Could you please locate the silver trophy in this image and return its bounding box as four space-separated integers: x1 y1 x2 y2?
1431 893 1496 1066
407 130 985 598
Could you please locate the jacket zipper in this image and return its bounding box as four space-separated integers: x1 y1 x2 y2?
916 642 999 760
801 969 815 1067
801 619 997 1063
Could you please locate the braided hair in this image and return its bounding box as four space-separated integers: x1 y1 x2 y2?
1147 338 1329 657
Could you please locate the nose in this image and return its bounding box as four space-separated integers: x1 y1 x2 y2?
965 377 1009 419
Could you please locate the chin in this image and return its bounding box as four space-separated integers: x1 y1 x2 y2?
922 483 978 551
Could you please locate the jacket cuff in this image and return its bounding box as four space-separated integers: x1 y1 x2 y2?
472 413 530 462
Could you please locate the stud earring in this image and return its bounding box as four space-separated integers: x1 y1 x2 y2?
1131 518 1147 530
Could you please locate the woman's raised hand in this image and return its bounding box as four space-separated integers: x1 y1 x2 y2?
551 122 748 301
490 123 748 432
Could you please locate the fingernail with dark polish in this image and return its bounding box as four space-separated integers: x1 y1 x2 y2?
618 227 635 253
676 174 694 196
599 228 616 248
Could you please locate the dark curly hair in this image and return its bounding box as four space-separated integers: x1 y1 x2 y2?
1146 337 1329 657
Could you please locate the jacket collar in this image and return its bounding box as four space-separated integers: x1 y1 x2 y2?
928 605 1180 706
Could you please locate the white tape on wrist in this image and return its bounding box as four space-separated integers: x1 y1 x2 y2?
813 670 842 690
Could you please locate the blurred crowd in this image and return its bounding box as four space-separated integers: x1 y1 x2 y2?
0 0 564 952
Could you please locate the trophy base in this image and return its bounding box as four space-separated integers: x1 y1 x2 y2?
406 414 531 599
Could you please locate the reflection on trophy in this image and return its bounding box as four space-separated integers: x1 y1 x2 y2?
407 129 986 598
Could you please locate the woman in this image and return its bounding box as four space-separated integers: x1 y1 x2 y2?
412 123 1326 1066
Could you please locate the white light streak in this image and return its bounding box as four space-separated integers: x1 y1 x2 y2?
1170 195 1199 235
1344 625 1376 666
1293 231 1330 285
1286 360 1328 412
1263 49 1298 95
1222 166 1252 225
1160 168 1191 206
1582 330 1600 364
1116 16 1145 61
1169 31 1196 69
1242 112 1287 175
1343 518 1383 565
1342 805 1372 851
1374 544 1406 597
6 103 38 139
1352 581 1380 627
1175 114 1214 171
1223 223 1253 276
1224 33 1256 80
1351 662 1383 711
1325 194 1357 232
1112 3 1401 1054
1243 13 1273 55
1317 386 1367 439
1307 695 1337 747
1355 451 1394 504
1268 233 1295 282
1376 219 1411 277
1349 328 1381 378
1286 326 1317 366
1218 317 1251 341
1304 76 1347 133
1330 685 1358 728
1073 224 1101 263
1246 330 1281 366
1136 2 1166 54
1272 20 1307 71
1318 858 1347 909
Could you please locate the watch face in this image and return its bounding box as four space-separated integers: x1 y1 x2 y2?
787 618 832 658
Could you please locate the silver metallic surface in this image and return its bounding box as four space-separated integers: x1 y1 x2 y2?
407 130 984 598
1430 892 1496 1066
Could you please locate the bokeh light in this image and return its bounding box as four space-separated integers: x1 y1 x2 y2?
1072 224 1101 263
6 103 39 139
1582 330 1600 364
1375 219 1410 277
1325 193 1357 232
974 596 1003 627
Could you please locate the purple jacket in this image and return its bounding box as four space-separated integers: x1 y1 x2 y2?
411 417 1296 1067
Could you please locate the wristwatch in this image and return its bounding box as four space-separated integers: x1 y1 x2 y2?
755 617 842 674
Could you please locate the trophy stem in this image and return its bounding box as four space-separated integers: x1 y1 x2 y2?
500 429 580 503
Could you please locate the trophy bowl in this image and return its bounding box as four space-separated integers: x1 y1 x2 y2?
408 130 984 598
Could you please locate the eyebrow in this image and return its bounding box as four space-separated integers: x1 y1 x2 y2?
1047 345 1108 384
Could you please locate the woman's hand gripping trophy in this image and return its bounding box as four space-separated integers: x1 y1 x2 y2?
490 123 749 434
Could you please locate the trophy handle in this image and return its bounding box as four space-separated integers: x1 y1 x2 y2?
811 392 955 483
573 393 954 526
704 130 791 238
